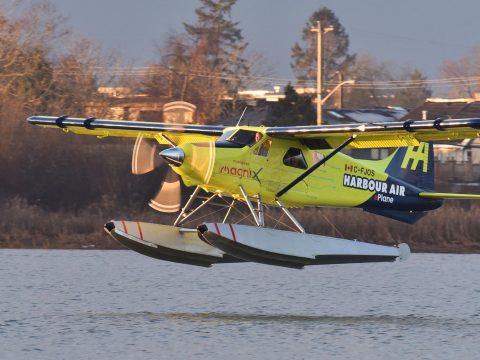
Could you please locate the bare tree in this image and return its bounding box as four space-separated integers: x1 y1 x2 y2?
394 67 432 109
0 0 128 207
342 54 431 108
343 54 395 108
441 46 480 98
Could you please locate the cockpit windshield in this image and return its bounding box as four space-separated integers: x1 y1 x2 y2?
216 129 262 148
228 130 258 146
217 129 236 142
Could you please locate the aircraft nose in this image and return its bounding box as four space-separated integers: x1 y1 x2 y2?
160 148 185 166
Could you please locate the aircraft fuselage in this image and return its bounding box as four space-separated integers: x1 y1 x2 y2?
169 132 442 213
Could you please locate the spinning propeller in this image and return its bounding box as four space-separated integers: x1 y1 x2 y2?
131 136 182 213
130 108 248 214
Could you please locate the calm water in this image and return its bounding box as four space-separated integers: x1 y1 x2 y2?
1 250 480 359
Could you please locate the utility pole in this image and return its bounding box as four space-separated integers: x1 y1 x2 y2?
311 21 333 126
336 71 343 108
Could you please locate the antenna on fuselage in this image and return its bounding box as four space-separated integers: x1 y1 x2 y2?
236 106 248 127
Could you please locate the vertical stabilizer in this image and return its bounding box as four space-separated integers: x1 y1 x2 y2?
385 142 435 191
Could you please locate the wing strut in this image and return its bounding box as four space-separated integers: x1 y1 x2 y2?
276 135 357 198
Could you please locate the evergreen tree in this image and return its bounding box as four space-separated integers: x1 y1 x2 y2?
183 0 249 112
151 0 250 122
264 84 316 126
184 0 248 78
291 7 355 86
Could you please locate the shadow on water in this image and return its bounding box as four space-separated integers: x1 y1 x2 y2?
85 311 480 327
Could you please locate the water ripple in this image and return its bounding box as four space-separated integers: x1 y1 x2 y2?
2 250 480 360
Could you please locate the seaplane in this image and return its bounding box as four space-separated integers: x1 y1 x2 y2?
27 115 480 268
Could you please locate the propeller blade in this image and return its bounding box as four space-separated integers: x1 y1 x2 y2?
148 169 182 213
132 135 163 175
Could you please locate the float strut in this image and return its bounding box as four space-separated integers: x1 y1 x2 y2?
275 199 305 233
239 185 261 226
222 199 236 223
175 192 218 227
257 194 265 227
173 186 201 226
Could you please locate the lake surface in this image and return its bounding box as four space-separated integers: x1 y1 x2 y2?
1 250 480 359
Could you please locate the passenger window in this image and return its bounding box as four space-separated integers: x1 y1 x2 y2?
253 139 272 157
283 148 308 169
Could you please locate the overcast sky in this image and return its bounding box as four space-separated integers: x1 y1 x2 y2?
49 0 480 86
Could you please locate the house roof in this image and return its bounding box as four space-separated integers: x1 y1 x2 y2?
322 107 408 125
402 98 480 146
216 107 269 126
435 138 480 148
402 98 480 121
215 106 407 127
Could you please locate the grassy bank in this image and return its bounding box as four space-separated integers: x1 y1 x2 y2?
0 197 170 249
1 196 479 253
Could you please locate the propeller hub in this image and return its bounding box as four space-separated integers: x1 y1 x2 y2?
160 148 185 167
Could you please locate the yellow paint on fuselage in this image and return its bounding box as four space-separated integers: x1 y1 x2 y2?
171 127 397 209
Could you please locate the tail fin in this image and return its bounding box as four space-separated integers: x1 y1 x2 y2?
385 142 435 191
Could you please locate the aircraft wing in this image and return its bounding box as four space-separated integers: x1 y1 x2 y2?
265 118 480 149
27 116 225 145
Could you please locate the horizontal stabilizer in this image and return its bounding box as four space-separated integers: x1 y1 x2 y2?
419 192 480 200
364 208 428 224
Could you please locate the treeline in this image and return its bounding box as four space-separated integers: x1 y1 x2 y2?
0 1 159 229
1 196 479 253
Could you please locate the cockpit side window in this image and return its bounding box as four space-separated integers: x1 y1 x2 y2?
216 129 264 148
283 147 308 169
253 139 272 157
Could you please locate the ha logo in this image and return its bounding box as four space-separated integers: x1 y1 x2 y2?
400 143 429 173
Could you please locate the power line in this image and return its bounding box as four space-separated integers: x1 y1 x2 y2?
95 66 480 89
2 65 480 91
